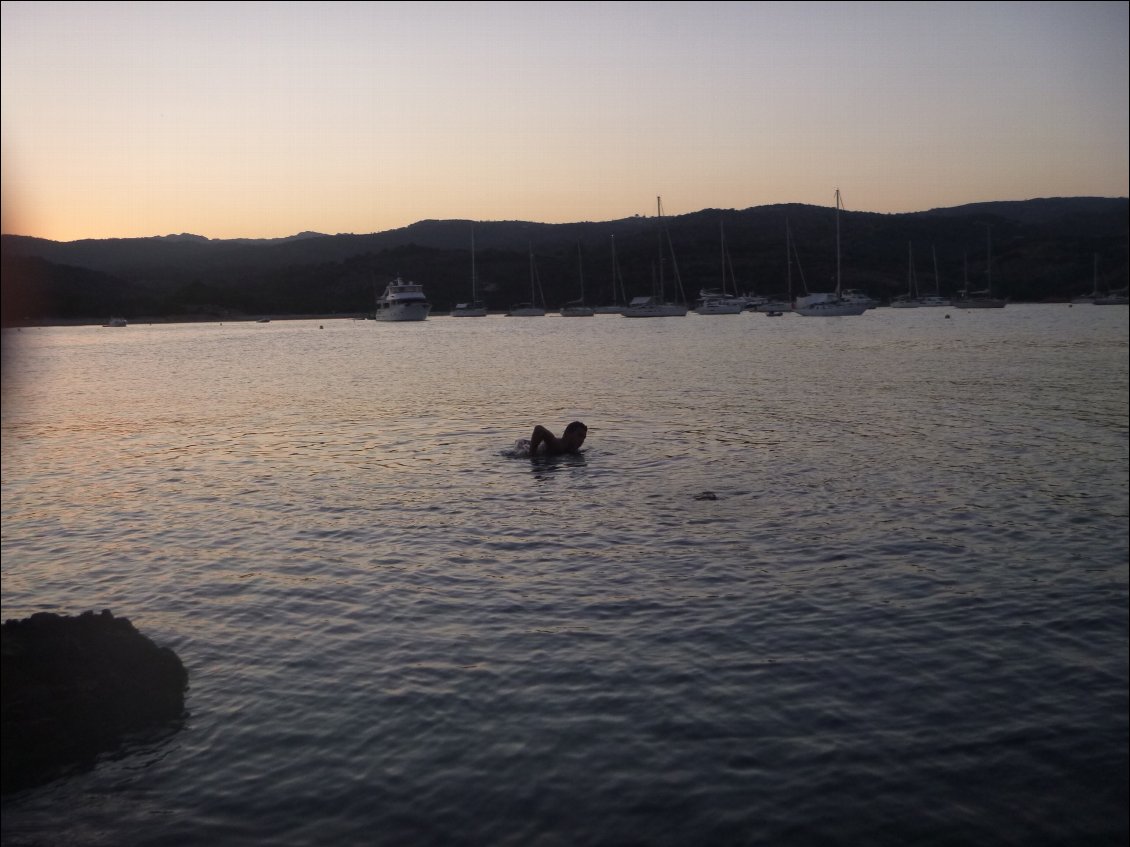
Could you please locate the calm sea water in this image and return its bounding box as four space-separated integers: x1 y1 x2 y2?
2 305 1127 847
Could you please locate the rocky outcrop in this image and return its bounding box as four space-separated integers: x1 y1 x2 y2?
1 610 188 794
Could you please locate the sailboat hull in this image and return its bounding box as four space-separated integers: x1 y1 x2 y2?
507 303 546 316
451 304 488 317
621 298 688 317
793 301 868 316
952 299 1006 309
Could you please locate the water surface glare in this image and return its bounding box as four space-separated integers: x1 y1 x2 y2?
2 305 1127 846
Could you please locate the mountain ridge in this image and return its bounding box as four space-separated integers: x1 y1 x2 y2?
3 197 1126 323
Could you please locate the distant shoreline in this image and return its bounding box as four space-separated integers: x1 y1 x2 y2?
5 313 371 329
4 299 1105 330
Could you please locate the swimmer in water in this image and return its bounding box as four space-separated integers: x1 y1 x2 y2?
528 421 588 456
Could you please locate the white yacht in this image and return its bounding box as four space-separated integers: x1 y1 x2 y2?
374 277 431 321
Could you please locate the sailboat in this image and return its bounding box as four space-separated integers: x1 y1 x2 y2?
508 245 547 316
793 189 868 316
594 235 629 313
890 243 921 308
917 246 951 306
1092 258 1129 306
1093 287 1130 305
1092 256 1129 303
622 197 689 317
1071 255 1100 304
694 219 746 314
1080 253 1126 305
560 243 595 316
451 228 488 316
953 225 1006 308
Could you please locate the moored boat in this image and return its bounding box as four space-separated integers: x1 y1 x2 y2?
953 228 1006 309
622 197 688 318
793 190 867 317
452 229 488 316
621 295 688 317
374 277 431 321
560 244 595 316
508 246 547 316
694 219 746 315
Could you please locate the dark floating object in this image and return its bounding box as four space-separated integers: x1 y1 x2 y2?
1 610 188 794
694 491 719 501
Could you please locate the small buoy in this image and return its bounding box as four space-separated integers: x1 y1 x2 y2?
945 314 950 319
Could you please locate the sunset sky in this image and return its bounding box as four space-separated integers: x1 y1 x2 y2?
2 1 1126 242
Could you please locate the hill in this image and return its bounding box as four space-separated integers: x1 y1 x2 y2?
2 197 1126 323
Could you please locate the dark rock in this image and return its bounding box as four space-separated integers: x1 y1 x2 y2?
1 609 188 794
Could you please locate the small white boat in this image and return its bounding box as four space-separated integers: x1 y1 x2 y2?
374 277 431 321
103 317 127 327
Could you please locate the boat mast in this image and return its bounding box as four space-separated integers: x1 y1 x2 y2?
985 224 992 296
835 188 842 297
720 219 727 295
528 243 537 305
785 218 793 300
907 242 914 298
471 227 477 300
932 245 940 296
576 242 586 304
610 234 620 305
656 196 665 301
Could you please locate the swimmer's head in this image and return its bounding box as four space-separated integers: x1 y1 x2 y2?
564 421 588 443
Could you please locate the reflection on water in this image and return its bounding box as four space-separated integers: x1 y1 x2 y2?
2 306 1127 846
